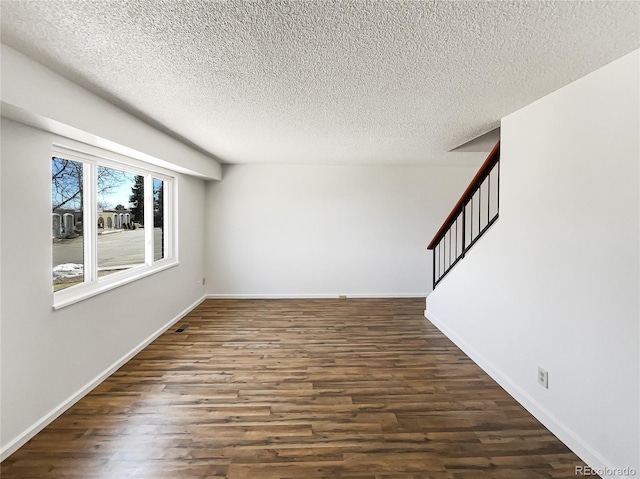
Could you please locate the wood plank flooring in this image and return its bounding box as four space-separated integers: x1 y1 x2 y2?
1 298 591 478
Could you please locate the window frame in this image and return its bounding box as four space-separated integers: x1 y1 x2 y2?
52 144 178 310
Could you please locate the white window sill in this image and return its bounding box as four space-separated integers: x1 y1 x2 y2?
53 259 179 310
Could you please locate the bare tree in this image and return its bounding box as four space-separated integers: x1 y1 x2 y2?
52 158 82 211
97 165 128 200
52 158 128 211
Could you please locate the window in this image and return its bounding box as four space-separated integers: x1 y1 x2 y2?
153 177 166 261
52 146 175 308
96 166 145 278
52 157 85 291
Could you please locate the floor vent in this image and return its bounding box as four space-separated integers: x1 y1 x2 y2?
175 323 190 333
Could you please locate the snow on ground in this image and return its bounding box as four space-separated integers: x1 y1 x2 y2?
53 263 83 279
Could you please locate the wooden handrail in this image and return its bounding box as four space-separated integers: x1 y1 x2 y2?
427 141 500 250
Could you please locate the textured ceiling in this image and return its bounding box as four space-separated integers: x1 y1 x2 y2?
1 1 638 165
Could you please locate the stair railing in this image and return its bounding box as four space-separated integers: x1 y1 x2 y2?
427 141 500 288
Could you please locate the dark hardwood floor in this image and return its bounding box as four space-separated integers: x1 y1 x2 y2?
1 298 590 478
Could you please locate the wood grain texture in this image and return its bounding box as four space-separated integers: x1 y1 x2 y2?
1 298 591 478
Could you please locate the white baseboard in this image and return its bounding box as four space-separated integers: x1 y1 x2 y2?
424 307 624 478
0 295 207 462
205 293 427 299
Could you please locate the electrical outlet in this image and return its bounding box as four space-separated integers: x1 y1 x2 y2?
538 366 549 389
339 295 347 299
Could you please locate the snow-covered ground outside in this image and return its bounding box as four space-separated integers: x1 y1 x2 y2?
53 263 83 280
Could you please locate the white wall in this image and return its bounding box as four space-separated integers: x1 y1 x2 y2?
426 50 639 476
0 119 208 458
1 44 217 459
205 164 477 297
